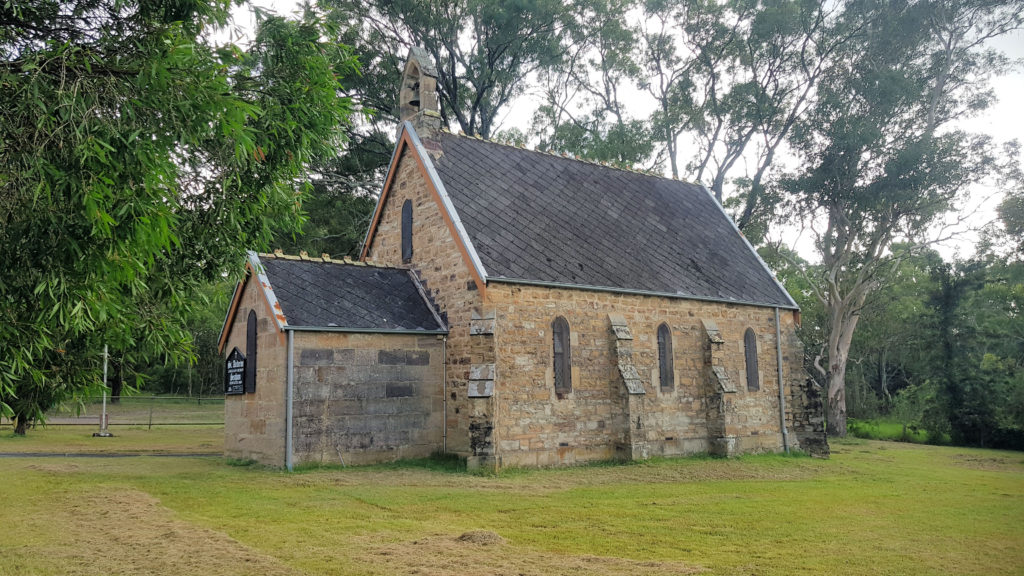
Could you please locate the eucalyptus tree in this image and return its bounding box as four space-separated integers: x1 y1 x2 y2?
782 0 1024 436
638 0 857 240
531 0 656 168
0 0 357 433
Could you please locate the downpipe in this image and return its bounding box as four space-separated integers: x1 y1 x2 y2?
286 329 294 471
775 307 790 453
442 335 447 454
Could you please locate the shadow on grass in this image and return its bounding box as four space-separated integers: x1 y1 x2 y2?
288 449 813 477
293 451 468 474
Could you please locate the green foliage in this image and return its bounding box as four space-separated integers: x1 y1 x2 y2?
846 418 937 444
815 251 1024 450
934 259 1024 449
996 180 1024 255
133 281 234 396
326 0 567 139
778 0 1022 436
0 0 357 431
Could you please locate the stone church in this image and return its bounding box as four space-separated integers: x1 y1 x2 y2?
218 49 827 470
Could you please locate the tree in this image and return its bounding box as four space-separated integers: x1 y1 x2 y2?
0 0 357 434
843 248 941 414
629 0 857 242
531 0 656 168
134 281 235 397
996 183 1024 255
326 0 567 139
782 0 1023 436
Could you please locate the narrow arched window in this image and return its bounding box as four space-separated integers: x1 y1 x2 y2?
744 328 759 392
657 323 674 392
552 316 571 395
246 309 258 394
401 199 413 262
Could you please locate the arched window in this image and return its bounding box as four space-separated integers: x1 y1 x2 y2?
401 199 413 262
552 316 571 395
657 323 674 392
744 328 759 392
246 309 258 394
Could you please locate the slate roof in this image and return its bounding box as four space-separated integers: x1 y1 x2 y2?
257 255 446 332
427 130 796 309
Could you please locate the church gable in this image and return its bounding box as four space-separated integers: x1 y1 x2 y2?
360 125 488 295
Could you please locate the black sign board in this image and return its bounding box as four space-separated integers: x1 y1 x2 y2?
225 348 246 395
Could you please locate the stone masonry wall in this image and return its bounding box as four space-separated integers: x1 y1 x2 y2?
487 282 810 467
363 137 825 468
291 331 445 466
223 279 287 466
365 147 495 466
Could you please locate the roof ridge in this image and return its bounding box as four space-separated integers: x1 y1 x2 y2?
438 127 702 185
262 250 369 265
260 251 427 274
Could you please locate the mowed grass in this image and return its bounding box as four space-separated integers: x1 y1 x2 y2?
0 437 1021 576
0 425 223 454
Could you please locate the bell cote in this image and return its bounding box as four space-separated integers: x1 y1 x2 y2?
399 47 441 137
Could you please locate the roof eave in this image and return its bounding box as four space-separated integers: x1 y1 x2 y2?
283 326 448 335
216 279 247 354
698 185 800 310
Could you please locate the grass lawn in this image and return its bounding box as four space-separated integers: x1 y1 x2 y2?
0 425 223 454
0 436 1020 576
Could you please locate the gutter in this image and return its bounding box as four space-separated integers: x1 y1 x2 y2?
487 276 798 311
284 326 447 335
775 307 790 453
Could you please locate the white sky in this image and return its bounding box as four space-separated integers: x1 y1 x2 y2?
230 1 1024 262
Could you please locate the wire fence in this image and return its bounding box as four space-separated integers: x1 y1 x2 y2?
1 396 225 429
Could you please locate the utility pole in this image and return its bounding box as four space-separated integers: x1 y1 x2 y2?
93 344 113 438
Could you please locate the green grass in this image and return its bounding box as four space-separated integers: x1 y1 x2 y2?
847 418 949 444
0 436 1021 575
0 425 223 454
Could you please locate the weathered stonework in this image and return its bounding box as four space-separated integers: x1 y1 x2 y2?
357 134 827 470
485 283 810 467
223 280 287 465
223 275 445 467
365 148 496 469
290 332 444 466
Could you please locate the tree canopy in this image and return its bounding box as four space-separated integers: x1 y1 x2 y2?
0 0 357 433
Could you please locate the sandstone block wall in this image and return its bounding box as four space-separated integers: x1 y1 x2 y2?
366 148 495 466
223 280 287 465
364 138 826 469
487 283 806 467
290 332 445 466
